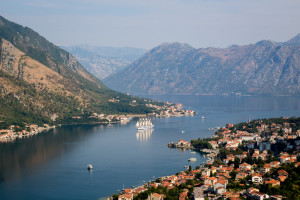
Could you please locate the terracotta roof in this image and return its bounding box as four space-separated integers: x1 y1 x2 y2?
278 170 288 176
265 179 280 185
153 193 162 198
240 163 250 166
278 175 288 182
251 173 262 177
264 164 271 168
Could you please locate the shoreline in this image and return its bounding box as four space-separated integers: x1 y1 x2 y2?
0 124 56 143
0 109 196 143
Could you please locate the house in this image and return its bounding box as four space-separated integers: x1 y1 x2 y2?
148 193 164 200
225 142 239 150
252 153 259 159
201 168 211 176
278 170 288 177
209 141 218 149
211 166 217 174
204 177 217 186
216 187 226 195
295 162 300 168
252 192 269 200
282 127 292 134
123 189 134 195
179 191 188 200
193 187 205 200
240 134 254 141
135 187 147 195
248 188 269 200
252 173 263 183
118 193 133 200
213 179 228 191
278 176 287 182
239 163 252 171
227 124 233 128
265 179 280 187
176 140 191 147
270 161 280 168
210 177 218 184
161 181 172 188
261 164 271 174
223 191 240 199
236 172 247 180
279 155 290 163
247 187 259 194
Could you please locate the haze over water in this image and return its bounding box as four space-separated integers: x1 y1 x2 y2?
0 95 299 200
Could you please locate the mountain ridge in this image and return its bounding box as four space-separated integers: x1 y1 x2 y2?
0 16 156 127
104 34 300 96
61 45 146 80
284 33 300 46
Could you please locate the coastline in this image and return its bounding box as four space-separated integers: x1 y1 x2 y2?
0 103 196 143
0 124 56 143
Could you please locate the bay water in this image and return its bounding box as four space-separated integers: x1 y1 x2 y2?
0 95 299 199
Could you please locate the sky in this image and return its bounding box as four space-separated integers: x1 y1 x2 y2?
1 0 300 49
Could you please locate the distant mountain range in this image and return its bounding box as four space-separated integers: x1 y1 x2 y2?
104 34 300 96
0 16 154 127
62 45 146 80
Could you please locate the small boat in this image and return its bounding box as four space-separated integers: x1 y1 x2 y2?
201 116 205 119
191 151 196 154
181 130 185 133
188 158 197 162
87 164 93 171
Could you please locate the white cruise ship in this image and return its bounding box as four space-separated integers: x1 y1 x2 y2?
136 117 154 130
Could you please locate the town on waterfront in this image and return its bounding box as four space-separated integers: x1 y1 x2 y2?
111 117 300 200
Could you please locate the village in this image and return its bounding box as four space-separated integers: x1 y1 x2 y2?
0 124 56 142
87 102 196 122
111 117 300 200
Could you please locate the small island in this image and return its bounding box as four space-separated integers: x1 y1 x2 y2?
110 117 300 200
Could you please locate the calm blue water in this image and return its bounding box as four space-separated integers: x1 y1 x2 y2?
0 95 299 200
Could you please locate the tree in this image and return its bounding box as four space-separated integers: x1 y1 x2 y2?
234 157 240 169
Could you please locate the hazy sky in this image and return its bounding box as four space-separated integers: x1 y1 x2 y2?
1 0 300 49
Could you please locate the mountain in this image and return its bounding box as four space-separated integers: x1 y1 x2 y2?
104 37 300 96
0 16 155 127
284 33 300 46
62 45 146 80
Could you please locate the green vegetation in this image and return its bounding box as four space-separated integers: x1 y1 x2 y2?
191 138 213 149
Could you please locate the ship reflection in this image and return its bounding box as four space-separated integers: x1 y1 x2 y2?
136 129 153 143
